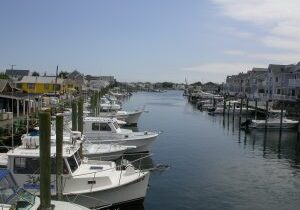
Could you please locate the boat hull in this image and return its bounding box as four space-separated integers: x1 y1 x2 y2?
88 134 158 153
63 173 150 209
249 122 299 129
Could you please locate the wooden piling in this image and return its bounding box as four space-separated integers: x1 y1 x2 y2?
254 99 258 120
39 112 51 210
77 98 83 134
72 101 77 131
227 101 231 116
56 114 63 201
223 100 226 116
265 101 269 130
246 98 249 120
279 101 284 133
239 98 243 127
233 102 236 116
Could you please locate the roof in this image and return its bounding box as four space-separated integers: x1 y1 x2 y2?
84 117 117 123
268 64 294 74
5 69 30 76
0 169 10 181
18 76 64 84
0 79 11 92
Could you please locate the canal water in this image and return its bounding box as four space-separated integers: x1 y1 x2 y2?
122 90 300 210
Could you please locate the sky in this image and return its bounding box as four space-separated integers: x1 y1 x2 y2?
1 0 300 83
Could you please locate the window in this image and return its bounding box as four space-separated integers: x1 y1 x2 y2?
92 122 100 131
277 89 281 94
292 89 296 96
14 158 40 174
67 155 78 173
113 122 119 129
44 84 49 90
74 152 81 166
275 77 278 82
27 83 35 89
100 123 111 131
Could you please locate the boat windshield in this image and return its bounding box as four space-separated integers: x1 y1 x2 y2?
67 155 78 173
74 151 81 166
113 122 119 129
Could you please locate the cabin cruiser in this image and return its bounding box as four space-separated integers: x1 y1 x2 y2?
98 109 144 126
1 141 150 209
0 169 89 210
82 117 159 152
242 110 299 129
20 128 134 161
100 97 121 112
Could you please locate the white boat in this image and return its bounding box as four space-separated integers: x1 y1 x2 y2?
100 97 121 112
82 117 159 152
247 118 299 129
3 141 150 209
99 109 144 125
20 129 134 161
0 169 89 210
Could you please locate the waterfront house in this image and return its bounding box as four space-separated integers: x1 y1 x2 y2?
16 76 64 94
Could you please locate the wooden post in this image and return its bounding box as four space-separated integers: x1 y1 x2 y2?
246 98 249 120
239 98 243 127
77 98 83 134
279 101 284 133
72 101 77 131
265 101 269 130
56 114 63 201
233 102 236 116
223 100 226 116
254 99 258 120
227 101 231 116
77 98 84 158
16 100 19 118
39 112 51 210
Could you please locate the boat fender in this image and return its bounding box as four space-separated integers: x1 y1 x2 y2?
125 135 129 138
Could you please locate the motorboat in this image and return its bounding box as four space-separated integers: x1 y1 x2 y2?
100 97 121 112
98 109 144 126
20 128 134 161
209 101 254 115
0 169 89 210
82 117 159 152
2 140 150 209
242 110 299 129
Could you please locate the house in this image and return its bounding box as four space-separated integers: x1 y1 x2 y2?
0 80 13 94
5 69 30 81
65 70 86 92
17 76 64 94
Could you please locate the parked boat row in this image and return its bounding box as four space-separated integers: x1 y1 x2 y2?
186 90 299 130
0 91 160 209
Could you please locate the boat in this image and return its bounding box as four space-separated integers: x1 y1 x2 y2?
20 128 134 161
98 109 144 126
82 117 159 152
100 97 121 112
242 110 299 129
0 169 89 210
2 140 150 209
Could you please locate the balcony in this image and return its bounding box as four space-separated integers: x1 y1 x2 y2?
271 94 297 101
288 79 300 87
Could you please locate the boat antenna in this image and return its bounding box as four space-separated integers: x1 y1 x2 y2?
26 90 29 134
11 80 14 152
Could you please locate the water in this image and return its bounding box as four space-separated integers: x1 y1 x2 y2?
121 90 300 210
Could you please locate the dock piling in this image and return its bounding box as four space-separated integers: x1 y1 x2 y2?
39 112 51 210
265 101 269 130
246 98 249 120
279 101 284 133
254 99 258 120
56 114 63 201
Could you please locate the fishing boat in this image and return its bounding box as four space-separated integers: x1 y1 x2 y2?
20 128 134 161
2 140 150 209
100 97 121 112
98 109 144 126
82 117 159 152
242 110 299 129
0 169 89 210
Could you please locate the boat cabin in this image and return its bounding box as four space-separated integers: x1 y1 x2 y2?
84 117 122 134
5 143 82 195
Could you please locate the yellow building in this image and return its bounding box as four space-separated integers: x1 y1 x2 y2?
17 76 65 94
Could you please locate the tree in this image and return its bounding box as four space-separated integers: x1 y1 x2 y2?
59 71 69 79
0 72 9 80
32 71 40 76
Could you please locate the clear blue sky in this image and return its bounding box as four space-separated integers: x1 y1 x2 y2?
1 0 299 83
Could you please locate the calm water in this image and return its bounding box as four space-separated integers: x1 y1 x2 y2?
121 91 300 210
